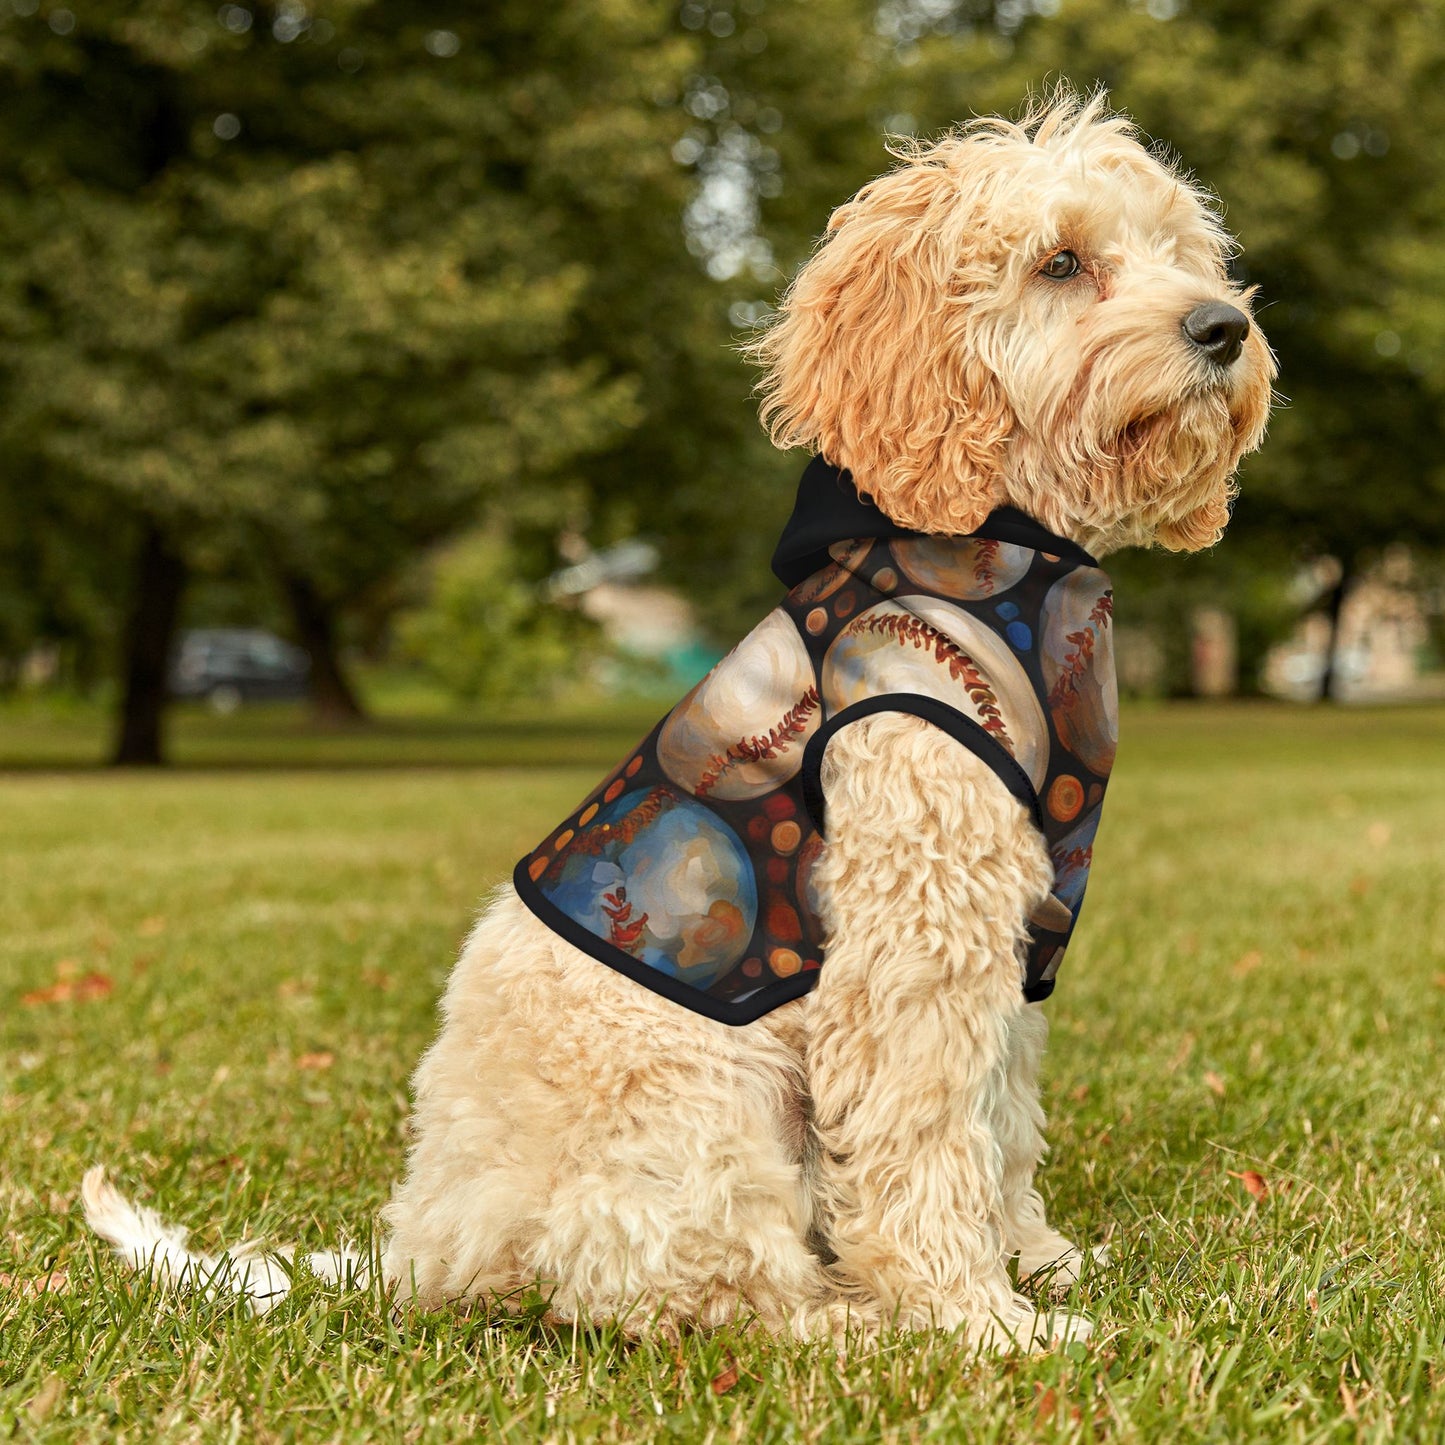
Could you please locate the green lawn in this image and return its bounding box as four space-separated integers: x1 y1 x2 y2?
2 702 1444 1442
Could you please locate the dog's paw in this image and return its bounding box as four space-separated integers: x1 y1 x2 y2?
1033 1308 1093 1348
1018 1240 1110 1293
972 1295 1093 1353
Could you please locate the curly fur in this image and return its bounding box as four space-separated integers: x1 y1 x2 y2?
84 87 1272 1353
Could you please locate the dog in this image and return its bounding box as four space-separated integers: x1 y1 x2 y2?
84 89 1274 1351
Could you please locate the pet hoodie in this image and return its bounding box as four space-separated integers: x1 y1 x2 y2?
515 457 1118 1026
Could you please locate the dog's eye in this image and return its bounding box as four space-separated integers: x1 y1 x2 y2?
1040 250 1081 280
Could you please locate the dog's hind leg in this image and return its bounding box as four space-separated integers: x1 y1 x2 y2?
383 892 833 1337
803 715 1091 1350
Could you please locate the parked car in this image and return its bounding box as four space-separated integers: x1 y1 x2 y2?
169 629 310 712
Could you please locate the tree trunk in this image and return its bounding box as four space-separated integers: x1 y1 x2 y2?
1317 558 1354 703
281 571 367 725
112 524 187 766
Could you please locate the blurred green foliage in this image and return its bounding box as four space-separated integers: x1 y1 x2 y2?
0 0 884 744
0 2 675 653
395 531 599 705
1 0 1443 745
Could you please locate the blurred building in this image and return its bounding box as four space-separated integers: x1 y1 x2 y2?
1262 548 1441 701
547 540 720 692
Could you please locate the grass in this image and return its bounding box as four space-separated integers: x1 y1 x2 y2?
0 682 667 771
2 699 1444 1442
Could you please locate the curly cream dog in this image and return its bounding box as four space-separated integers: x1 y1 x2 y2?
85 91 1273 1350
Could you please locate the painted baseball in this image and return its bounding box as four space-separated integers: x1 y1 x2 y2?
537 785 757 987
1049 806 1101 912
788 538 875 604
1040 569 1117 778
890 536 1033 598
657 608 821 801
821 596 1049 788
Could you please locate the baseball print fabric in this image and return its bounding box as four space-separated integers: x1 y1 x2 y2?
514 460 1117 1024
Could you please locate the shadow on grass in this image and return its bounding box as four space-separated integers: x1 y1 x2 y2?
4 695 1445 775
0 700 669 774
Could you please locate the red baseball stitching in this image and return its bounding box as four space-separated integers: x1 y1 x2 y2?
602 886 649 953
972 538 1000 589
695 687 820 798
1047 591 1113 714
856 612 1011 744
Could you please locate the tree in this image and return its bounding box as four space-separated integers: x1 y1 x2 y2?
0 1 692 759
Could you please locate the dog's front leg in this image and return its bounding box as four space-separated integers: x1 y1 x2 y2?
994 1006 1101 1289
805 713 1089 1349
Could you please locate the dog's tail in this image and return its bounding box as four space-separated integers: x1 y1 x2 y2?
81 1165 368 1315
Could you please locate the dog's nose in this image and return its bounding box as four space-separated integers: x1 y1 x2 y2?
1182 302 1250 367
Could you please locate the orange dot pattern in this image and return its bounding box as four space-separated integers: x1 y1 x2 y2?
1047 775 1084 823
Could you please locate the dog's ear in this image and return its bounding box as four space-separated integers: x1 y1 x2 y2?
749 151 1012 535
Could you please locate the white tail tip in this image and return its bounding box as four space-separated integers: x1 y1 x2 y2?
81 1166 368 1315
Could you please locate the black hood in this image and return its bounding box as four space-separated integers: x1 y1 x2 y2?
770 456 1097 588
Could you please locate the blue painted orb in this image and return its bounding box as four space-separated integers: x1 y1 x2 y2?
1049 808 1101 911
541 786 757 988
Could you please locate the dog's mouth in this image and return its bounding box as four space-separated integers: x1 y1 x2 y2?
1118 381 1241 454
1116 406 1209 461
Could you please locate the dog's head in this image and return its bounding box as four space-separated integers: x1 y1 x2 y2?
750 90 1275 554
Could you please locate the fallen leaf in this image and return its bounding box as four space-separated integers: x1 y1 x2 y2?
1433 974 1445 991
1349 875 1372 898
1034 1386 1058 1424
0 1268 70 1299
1204 1070 1227 1098
27 1374 64 1423
1229 1169 1268 1201
21 972 113 1007
21 983 68 1006
1232 950 1263 977
711 1357 740 1396
1070 1083 1090 1102
295 1051 334 1071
